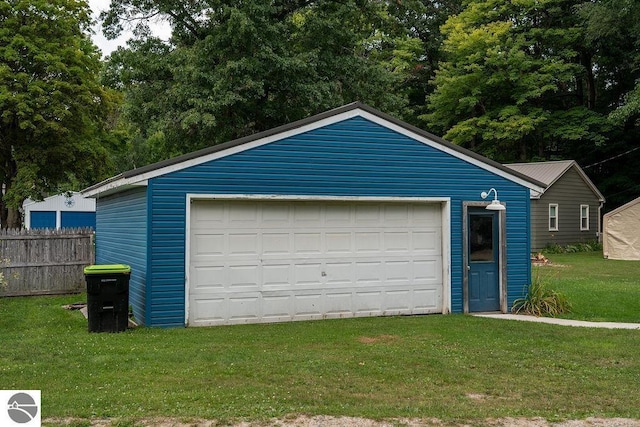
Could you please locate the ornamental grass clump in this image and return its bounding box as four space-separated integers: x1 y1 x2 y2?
512 270 571 316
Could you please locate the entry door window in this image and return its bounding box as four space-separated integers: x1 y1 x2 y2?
470 215 494 261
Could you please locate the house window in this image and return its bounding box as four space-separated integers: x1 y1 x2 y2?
580 204 589 231
549 204 559 231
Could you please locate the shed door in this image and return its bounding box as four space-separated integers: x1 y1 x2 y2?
30 211 56 229
187 199 443 326
61 212 96 229
467 210 500 312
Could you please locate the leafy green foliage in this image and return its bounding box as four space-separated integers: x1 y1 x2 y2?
512 269 572 316
424 0 610 162
101 1 415 168
0 0 115 227
542 240 603 254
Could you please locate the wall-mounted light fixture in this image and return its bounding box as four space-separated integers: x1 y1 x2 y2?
481 188 506 211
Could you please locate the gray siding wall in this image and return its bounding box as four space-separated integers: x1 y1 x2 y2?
95 187 148 324
531 168 601 251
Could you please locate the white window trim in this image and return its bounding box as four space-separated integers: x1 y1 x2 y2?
549 203 559 231
580 204 589 231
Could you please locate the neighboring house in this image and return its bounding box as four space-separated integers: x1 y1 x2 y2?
505 160 605 252
603 197 640 260
82 102 544 328
22 192 96 230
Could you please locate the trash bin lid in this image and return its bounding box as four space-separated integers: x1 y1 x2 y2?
84 264 131 275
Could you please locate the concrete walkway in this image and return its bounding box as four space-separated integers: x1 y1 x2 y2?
473 313 640 329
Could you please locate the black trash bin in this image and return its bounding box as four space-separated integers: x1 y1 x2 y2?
84 264 131 333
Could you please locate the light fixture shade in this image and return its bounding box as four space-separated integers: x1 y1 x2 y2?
486 199 506 211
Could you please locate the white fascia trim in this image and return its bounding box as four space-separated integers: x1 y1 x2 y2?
359 111 546 194
83 179 148 198
183 194 453 324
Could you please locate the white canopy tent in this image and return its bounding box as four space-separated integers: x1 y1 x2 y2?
603 197 640 260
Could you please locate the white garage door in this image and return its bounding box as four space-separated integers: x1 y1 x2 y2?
187 199 443 326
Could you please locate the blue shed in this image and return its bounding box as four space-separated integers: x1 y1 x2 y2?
82 103 544 327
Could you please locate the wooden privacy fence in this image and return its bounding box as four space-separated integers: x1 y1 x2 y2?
0 228 95 297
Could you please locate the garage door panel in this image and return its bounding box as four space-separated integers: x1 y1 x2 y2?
355 232 381 252
325 205 351 224
191 266 226 289
188 199 444 326
262 204 291 224
294 292 323 317
326 232 352 253
192 297 227 325
294 263 323 285
262 264 291 287
262 233 291 255
324 262 353 285
193 234 225 257
294 233 322 254
229 204 259 223
325 292 353 315
229 233 260 255
355 291 383 314
384 232 411 252
414 289 441 310
355 262 384 284
413 230 441 252
414 260 441 281
228 294 260 321
384 290 412 312
385 261 412 282
261 293 292 320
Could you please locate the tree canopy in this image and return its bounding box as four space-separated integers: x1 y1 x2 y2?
96 0 640 208
101 0 415 167
0 0 115 228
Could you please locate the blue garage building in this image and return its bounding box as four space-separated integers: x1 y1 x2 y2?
82 103 544 327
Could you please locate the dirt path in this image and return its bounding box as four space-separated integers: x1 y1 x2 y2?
44 416 640 426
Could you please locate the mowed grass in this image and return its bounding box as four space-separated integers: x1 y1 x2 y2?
540 251 640 323
1 290 639 425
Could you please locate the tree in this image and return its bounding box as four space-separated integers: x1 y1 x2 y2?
425 0 610 162
101 0 414 164
575 0 640 208
0 0 114 228
578 0 640 129
385 0 463 125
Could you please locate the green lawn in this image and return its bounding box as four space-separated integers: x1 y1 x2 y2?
1 252 639 426
539 251 640 323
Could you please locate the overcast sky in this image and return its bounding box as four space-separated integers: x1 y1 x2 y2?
88 0 171 57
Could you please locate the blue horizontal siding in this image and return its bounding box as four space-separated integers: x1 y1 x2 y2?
95 187 148 325
143 116 532 326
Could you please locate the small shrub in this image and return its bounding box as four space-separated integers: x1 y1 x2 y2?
512 270 571 316
541 240 601 254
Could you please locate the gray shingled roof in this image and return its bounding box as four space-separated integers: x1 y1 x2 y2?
505 160 604 201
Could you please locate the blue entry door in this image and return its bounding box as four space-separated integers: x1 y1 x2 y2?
468 209 500 312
